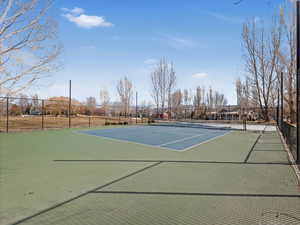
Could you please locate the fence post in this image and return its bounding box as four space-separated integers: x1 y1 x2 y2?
6 97 9 133
69 80 71 128
277 88 280 126
296 1 300 164
42 100 44 130
280 71 284 128
136 92 138 124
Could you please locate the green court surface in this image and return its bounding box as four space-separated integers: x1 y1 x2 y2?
0 126 299 225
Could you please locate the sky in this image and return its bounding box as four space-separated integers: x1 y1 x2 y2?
31 0 290 105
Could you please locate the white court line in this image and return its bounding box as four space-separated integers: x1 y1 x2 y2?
181 131 233 152
77 131 181 152
76 128 233 152
159 133 208 147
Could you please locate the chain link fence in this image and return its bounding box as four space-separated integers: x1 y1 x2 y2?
151 105 278 124
0 97 148 132
280 121 297 162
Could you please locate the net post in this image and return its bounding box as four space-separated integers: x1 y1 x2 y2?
89 116 91 128
42 100 44 130
69 80 72 128
296 1 300 164
6 97 9 133
243 118 247 131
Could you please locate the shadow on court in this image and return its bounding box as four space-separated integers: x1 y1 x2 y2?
0 127 299 225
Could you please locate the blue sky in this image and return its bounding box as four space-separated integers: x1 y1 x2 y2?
33 0 289 104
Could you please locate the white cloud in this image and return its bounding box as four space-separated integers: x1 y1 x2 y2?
192 73 208 79
61 7 113 29
63 14 113 28
159 34 198 50
61 7 85 15
204 11 242 24
71 7 85 15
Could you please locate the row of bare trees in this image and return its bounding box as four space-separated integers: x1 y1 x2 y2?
237 3 296 122
98 77 134 117
150 58 228 119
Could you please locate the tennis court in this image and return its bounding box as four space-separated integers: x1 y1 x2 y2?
80 124 231 151
0 124 299 225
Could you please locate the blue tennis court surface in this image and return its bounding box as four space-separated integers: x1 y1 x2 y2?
80 125 230 151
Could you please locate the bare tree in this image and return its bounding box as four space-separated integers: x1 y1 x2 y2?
18 94 29 114
236 78 243 106
278 5 296 122
241 16 281 121
171 89 182 118
99 88 110 116
236 77 251 119
150 57 176 115
166 61 176 113
183 89 192 106
183 88 192 117
31 94 39 111
117 76 133 116
139 100 151 118
0 0 62 96
193 86 202 114
150 70 160 115
206 87 214 111
214 90 228 115
86 97 96 115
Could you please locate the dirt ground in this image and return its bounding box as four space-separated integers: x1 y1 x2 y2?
0 115 147 132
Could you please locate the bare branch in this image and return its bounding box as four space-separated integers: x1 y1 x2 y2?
0 0 62 96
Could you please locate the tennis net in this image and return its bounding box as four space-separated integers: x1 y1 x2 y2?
148 120 246 131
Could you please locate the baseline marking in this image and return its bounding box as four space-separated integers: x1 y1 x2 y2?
182 131 232 151
54 160 291 165
159 133 209 147
91 191 300 198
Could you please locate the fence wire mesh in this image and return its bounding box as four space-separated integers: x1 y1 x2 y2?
280 121 298 163
0 97 148 132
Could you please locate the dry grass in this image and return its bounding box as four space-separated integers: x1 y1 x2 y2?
0 115 148 132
